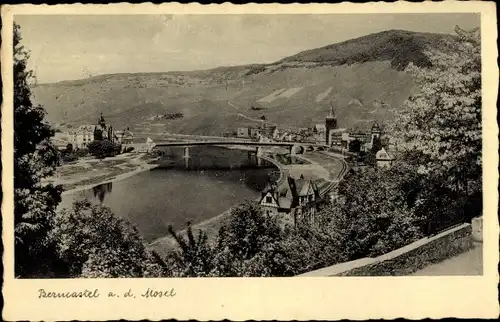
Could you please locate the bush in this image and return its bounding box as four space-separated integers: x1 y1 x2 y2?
74 148 89 158
326 165 424 260
87 140 120 159
64 143 73 154
167 202 345 277
52 200 166 278
61 153 77 163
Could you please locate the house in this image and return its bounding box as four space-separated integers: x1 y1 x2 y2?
70 125 96 149
258 134 273 143
129 138 155 153
271 127 280 141
375 147 395 168
328 131 343 147
280 131 295 142
53 132 72 150
122 128 134 145
259 176 320 227
237 127 250 138
114 130 124 143
313 124 326 135
146 137 155 152
249 127 261 139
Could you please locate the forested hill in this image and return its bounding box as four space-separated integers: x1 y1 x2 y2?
279 29 457 70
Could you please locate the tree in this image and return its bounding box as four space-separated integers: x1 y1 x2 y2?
327 166 423 259
349 139 362 153
65 143 73 154
87 139 119 159
14 23 63 277
52 200 166 278
210 203 283 276
390 29 481 196
167 222 214 277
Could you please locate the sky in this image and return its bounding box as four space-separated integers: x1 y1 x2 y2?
15 13 480 84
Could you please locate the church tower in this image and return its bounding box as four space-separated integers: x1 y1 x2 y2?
98 112 107 130
371 122 381 140
325 101 337 146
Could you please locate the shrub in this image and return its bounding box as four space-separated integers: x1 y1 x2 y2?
52 200 166 278
61 153 77 163
326 166 424 260
87 140 120 159
74 148 89 158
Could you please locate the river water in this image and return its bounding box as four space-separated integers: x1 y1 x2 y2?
58 146 280 243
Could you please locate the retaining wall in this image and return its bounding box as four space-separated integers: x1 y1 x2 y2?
300 223 475 277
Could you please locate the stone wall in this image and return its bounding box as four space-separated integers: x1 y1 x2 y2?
300 223 475 277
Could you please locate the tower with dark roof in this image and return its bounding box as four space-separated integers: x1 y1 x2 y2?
371 122 381 139
325 101 338 146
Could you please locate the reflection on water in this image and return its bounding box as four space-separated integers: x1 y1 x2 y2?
59 146 279 242
92 182 113 204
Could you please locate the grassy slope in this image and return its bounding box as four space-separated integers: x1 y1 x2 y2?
32 30 456 136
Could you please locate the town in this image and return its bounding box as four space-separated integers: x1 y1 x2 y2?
52 103 395 168
48 102 398 231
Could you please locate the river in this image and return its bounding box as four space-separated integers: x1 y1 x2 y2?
58 146 281 243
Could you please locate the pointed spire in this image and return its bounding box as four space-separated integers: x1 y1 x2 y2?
327 100 336 119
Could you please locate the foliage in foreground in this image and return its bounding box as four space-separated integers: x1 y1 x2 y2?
14 22 63 278
329 165 424 259
390 29 481 196
166 203 335 277
52 200 166 278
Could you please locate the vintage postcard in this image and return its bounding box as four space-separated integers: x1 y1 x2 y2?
2 2 499 321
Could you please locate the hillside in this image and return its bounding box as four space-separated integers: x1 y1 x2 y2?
32 29 459 137
280 29 458 70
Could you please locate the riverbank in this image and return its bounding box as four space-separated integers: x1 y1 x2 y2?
43 153 159 195
149 207 235 257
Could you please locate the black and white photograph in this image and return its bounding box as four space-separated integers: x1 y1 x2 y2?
9 11 487 278
2 2 498 320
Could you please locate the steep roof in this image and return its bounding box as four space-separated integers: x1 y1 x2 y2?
278 197 292 209
76 125 96 133
376 147 394 160
261 176 318 210
123 129 134 137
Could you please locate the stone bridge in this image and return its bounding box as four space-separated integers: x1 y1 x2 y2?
153 139 333 168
